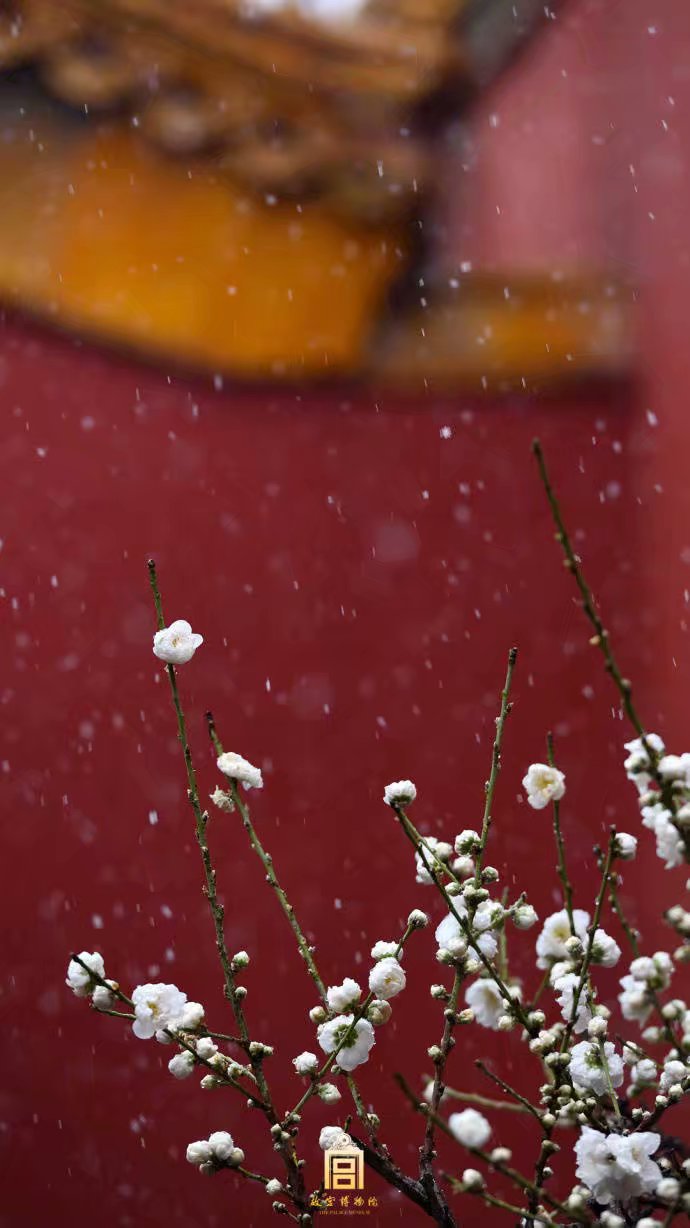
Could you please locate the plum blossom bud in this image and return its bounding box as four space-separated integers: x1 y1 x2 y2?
327 978 361 1012
92 981 118 1010
490 1147 512 1164
656 1177 681 1202
196 1037 219 1061
449 1109 491 1148
371 941 399 961
66 951 105 998
407 909 429 928
293 1052 319 1076
178 1001 205 1029
186 1140 213 1166
266 1179 283 1196
319 1127 351 1152
310 1005 327 1024
613 833 637 860
208 1131 236 1162
454 830 481 855
587 1016 608 1039
367 999 393 1026
153 619 203 665
383 780 416 807
461 1169 484 1191
318 1083 342 1103
513 904 539 930
169 1051 196 1079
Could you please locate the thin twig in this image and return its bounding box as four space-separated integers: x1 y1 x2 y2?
442 1087 530 1115
474 1060 544 1124
546 731 574 931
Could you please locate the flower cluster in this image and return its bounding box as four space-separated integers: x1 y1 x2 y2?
186 1130 244 1174
66 499 690 1228
624 735 689 869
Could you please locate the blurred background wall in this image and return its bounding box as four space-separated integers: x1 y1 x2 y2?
3 1 690 1225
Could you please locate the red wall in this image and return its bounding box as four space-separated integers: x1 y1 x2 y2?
3 2 690 1226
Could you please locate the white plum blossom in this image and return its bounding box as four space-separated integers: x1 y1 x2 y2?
319 1127 352 1151
153 619 203 665
383 780 416 807
655 815 684 868
448 1108 491 1149
292 1051 319 1076
474 901 504 931
624 734 664 792
415 836 453 884
522 763 566 810
628 1058 657 1088
574 1127 661 1205
210 786 235 813
371 940 399 961
657 754 689 783
591 929 622 967
465 978 507 1029
640 802 684 868
195 1036 218 1060
368 958 406 1000
131 982 188 1039
66 951 105 997
554 974 591 1033
536 909 590 969
476 932 498 960
317 1014 376 1071
216 752 263 791
613 833 638 860
435 911 466 951
168 1051 196 1079
618 975 653 1025
630 952 673 989
569 1041 624 1096
659 1059 687 1094
326 978 361 1013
